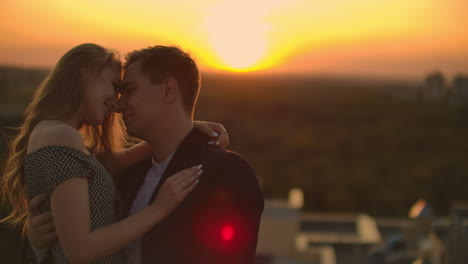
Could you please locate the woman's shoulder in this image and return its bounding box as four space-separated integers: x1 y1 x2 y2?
28 121 88 155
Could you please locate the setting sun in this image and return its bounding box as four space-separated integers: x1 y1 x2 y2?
201 0 296 72
204 1 270 72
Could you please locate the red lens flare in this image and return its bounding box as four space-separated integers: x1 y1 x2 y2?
221 224 235 241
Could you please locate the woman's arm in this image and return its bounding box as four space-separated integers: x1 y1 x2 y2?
111 121 229 174
110 141 153 174
50 166 202 264
28 194 56 252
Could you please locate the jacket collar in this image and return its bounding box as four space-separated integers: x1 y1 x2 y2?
148 127 209 203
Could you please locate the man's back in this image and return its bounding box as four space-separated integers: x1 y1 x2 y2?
116 129 264 264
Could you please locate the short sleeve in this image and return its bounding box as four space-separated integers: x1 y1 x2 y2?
41 147 95 199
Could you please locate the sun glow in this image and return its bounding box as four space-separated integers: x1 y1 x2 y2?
203 0 292 72
205 12 267 71
1 0 467 75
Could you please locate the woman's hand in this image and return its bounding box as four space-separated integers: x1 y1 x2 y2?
111 121 228 173
28 194 57 250
193 121 229 149
152 165 203 216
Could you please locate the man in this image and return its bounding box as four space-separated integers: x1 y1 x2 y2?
27 45 264 264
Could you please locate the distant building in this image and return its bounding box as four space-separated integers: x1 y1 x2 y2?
297 213 381 264
452 74 468 100
256 199 301 264
255 192 466 264
445 203 468 263
423 72 447 102
256 190 382 264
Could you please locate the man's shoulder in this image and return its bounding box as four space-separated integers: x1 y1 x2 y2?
201 145 254 174
197 145 264 212
199 146 262 196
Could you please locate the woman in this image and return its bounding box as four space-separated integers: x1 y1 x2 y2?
0 43 229 263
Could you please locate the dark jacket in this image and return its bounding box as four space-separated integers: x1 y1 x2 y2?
116 128 264 264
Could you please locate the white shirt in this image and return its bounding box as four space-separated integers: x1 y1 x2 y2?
125 153 174 264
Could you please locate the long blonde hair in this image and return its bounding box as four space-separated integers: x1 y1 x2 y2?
0 43 128 236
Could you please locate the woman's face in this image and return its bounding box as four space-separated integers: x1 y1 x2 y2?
81 66 120 125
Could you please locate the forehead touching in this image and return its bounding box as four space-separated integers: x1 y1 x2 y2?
120 60 153 89
122 60 142 80
101 66 121 79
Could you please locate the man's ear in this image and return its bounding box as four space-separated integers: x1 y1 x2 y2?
163 77 178 104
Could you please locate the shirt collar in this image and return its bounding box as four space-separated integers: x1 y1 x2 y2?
151 153 174 171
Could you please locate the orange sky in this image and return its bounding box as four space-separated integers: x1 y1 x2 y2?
1 0 467 78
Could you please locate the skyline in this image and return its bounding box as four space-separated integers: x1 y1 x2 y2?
1 0 467 78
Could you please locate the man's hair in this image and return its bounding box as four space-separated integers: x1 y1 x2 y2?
124 45 200 115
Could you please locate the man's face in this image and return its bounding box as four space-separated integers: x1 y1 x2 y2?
117 60 166 138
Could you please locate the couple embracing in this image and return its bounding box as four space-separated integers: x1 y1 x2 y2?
1 43 263 264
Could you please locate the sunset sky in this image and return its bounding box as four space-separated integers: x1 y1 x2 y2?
1 0 467 78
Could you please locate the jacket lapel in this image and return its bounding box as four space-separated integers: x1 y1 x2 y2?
148 128 207 204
